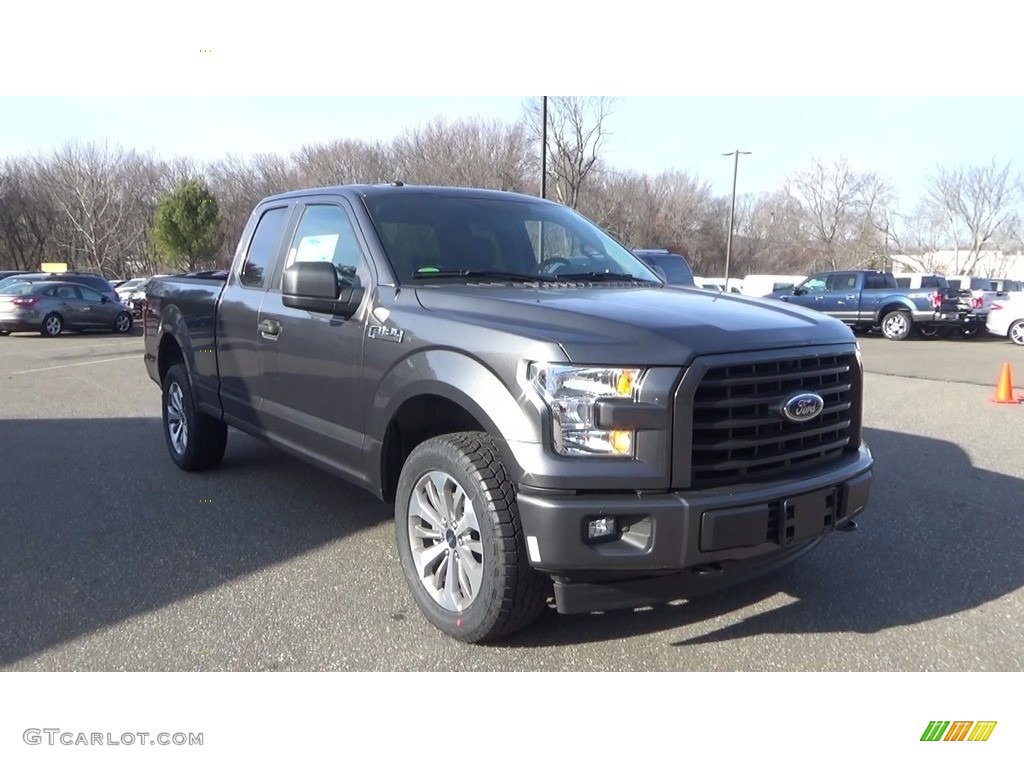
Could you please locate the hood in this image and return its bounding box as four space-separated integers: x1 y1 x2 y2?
413 284 853 365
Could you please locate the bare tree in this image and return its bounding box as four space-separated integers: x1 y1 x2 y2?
785 157 895 270
924 159 1020 273
734 191 814 274
391 116 533 191
205 152 299 264
523 96 618 209
293 138 396 187
0 158 56 270
35 141 166 277
581 167 713 252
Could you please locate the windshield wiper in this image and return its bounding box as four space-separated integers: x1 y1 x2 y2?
554 271 661 284
412 269 555 283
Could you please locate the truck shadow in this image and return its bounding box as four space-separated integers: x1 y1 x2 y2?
509 426 1024 650
0 417 391 667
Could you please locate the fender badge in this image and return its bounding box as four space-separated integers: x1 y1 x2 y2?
368 325 404 343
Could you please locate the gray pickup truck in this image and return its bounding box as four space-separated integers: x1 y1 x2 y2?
765 269 972 340
143 184 874 643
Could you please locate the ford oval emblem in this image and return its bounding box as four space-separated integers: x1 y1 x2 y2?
781 392 825 422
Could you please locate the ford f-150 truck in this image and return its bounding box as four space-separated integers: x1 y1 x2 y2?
766 269 971 340
143 184 873 643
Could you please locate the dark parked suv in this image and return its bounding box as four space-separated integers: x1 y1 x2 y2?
632 248 697 287
0 272 120 304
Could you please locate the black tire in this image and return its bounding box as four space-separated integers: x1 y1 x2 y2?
395 432 550 643
40 313 63 337
0 330 10 336
161 363 227 471
880 310 912 340
113 311 133 334
1009 319 1024 346
917 325 942 339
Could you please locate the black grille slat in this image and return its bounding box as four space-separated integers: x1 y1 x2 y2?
707 363 851 387
692 436 852 472
687 352 859 488
693 419 852 452
694 401 852 430
694 383 851 409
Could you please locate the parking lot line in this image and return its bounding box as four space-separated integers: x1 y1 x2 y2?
9 356 142 376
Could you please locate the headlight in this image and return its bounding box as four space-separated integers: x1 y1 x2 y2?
528 363 643 457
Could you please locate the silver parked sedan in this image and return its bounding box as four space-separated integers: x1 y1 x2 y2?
0 280 134 337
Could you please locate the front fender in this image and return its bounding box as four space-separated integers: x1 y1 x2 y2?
369 349 541 446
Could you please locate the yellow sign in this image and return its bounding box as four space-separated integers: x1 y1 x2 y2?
40 262 68 273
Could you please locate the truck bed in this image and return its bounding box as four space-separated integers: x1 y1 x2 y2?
143 273 227 416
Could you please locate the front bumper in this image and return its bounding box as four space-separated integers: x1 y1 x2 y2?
516 443 872 613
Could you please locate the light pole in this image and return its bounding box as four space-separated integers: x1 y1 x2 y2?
540 96 548 199
539 96 548 260
722 150 751 288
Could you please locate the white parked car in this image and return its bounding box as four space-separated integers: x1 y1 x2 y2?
986 296 1024 346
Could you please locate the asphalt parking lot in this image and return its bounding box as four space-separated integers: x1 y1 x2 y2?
1 330 1022 671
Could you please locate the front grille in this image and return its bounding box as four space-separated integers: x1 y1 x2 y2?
689 353 859 488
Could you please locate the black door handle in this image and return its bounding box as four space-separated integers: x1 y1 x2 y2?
259 319 281 338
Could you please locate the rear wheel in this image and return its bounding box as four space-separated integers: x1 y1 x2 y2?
395 432 550 643
0 330 10 336
1010 319 1024 346
918 326 941 338
40 313 63 337
161 363 227 471
113 311 133 334
880 310 912 340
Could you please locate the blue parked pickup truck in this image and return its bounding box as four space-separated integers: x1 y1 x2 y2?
765 270 972 340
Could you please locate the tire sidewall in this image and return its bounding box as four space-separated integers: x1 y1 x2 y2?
1009 320 1024 346
162 364 198 470
115 312 133 333
394 438 506 642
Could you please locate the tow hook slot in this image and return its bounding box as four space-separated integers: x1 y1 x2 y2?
836 519 859 533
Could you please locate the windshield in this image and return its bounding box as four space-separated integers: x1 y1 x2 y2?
361 193 662 284
119 279 143 290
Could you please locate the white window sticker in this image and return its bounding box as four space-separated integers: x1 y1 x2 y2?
293 234 339 264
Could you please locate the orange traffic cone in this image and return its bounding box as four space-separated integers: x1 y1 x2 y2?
989 362 1023 404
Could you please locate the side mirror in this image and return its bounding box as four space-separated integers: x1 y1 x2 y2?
793 286 805 296
282 261 364 317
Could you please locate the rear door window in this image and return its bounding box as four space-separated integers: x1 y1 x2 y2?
240 206 290 289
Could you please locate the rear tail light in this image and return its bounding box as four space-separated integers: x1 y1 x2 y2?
972 297 983 309
990 302 1003 311
11 296 40 307
930 292 942 309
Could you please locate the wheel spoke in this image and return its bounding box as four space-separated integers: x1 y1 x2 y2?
442 553 461 610
454 503 478 537
414 540 448 579
413 488 445 531
456 544 483 598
